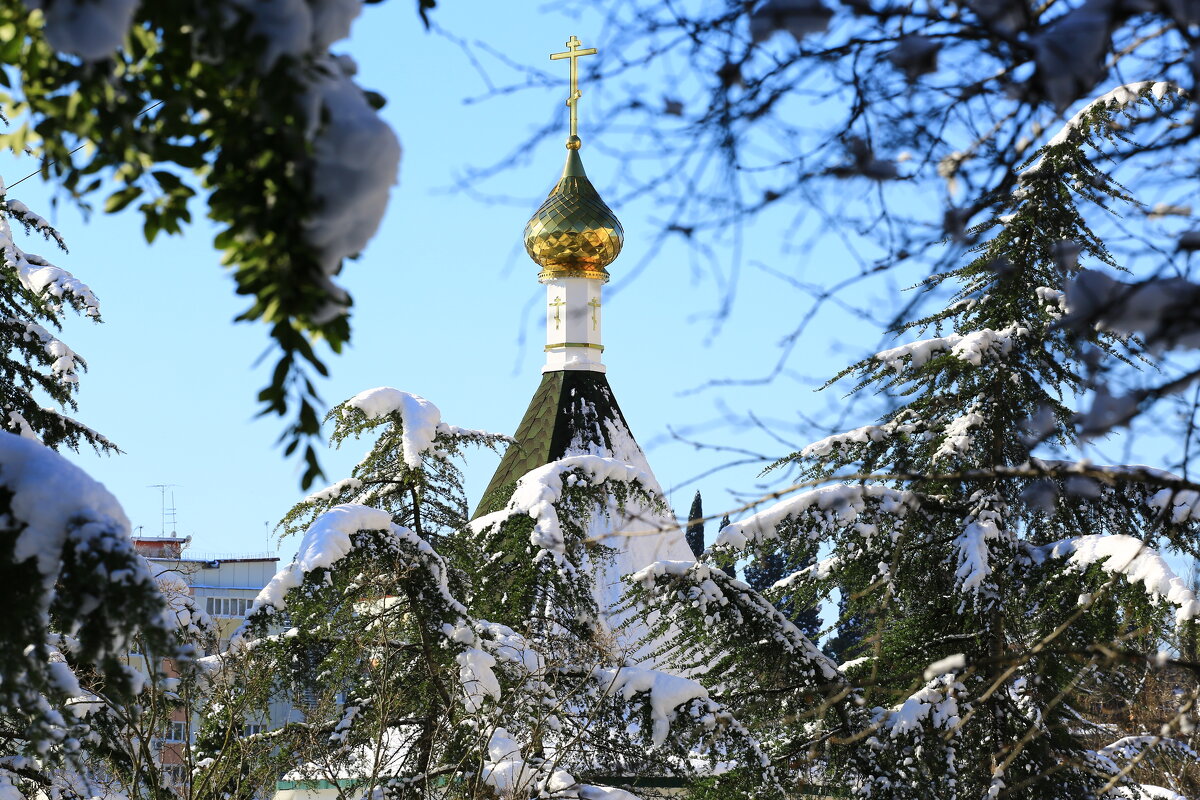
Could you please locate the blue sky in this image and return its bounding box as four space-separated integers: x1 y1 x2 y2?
1 3 933 555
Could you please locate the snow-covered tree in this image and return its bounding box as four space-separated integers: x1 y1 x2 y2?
633 84 1200 799
0 434 175 796
0 176 113 452
228 388 774 799
0 179 183 794
278 387 509 545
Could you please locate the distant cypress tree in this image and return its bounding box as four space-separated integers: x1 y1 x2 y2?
715 513 736 578
685 491 704 558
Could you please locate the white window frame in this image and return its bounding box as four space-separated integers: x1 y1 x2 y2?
205 596 251 618
164 720 186 742
163 763 187 785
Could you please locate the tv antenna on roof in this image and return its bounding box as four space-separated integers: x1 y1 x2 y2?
148 484 181 536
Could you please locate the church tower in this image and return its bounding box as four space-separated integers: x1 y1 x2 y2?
475 36 693 624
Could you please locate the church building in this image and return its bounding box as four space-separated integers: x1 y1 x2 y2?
474 35 694 631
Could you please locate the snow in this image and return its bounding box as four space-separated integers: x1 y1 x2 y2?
481 729 563 796
474 454 654 560
878 676 962 737
954 507 1005 597
1035 286 1066 317
800 416 918 458
592 665 710 748
1065 269 1200 351
212 0 397 323
573 418 696 620
283 726 414 781
1031 2 1117 112
1045 82 1173 148
25 0 140 61
0 210 101 317
302 476 362 503
477 621 544 675
344 387 442 469
1149 487 1200 524
3 318 83 385
456 646 501 712
6 410 39 442
578 787 641 800
1026 82 1183 175
630 559 840 681
0 770 19 800
228 0 361 71
874 325 1024 372
715 483 918 550
1112 787 1190 800
244 504 393 615
923 653 966 681
0 431 132 593
303 61 400 313
1099 735 1197 763
934 407 984 460
1043 534 1200 624
236 503 469 656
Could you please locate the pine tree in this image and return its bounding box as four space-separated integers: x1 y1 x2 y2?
227 387 775 799
685 490 704 558
0 176 115 452
633 84 1200 798
0 178 176 795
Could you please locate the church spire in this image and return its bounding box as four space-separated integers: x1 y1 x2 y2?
523 35 623 373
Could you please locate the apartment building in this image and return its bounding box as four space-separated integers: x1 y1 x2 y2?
132 534 284 787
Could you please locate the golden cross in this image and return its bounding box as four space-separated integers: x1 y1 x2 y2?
550 35 597 143
588 296 601 330
549 297 566 330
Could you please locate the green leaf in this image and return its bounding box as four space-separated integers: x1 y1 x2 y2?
152 170 182 190
103 185 143 213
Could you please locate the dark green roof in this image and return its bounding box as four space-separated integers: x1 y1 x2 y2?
473 370 634 518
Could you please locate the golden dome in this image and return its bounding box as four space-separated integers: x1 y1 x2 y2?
524 146 623 281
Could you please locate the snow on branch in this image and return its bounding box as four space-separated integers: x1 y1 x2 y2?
953 500 1007 599
1042 82 1181 153
714 483 919 551
1040 534 1200 624
0 205 100 317
302 476 363 504
344 387 443 469
481 727 628 799
342 387 510 470
242 504 465 620
873 675 962 739
630 559 841 681
1 318 84 385
470 455 653 558
591 664 710 748
22 0 139 61
2 431 131 594
1065 270 1200 352
800 414 920 458
1149 487 1200 524
873 324 1027 373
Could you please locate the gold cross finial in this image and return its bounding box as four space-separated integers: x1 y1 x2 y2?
550 35 597 149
